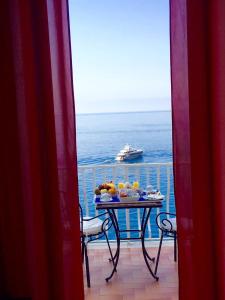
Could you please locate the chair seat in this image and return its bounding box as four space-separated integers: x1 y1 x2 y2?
83 217 103 236
161 218 177 232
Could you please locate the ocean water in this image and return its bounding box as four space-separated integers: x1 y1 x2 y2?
76 111 173 165
76 111 175 239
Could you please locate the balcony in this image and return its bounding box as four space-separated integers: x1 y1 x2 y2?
78 162 178 299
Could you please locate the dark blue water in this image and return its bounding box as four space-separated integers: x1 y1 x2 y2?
76 111 175 239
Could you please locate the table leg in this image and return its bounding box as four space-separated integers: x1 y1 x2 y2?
141 208 159 281
109 247 119 262
143 247 155 262
105 208 120 282
141 208 155 262
108 210 119 262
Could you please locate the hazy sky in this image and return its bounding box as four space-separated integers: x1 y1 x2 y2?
69 0 171 114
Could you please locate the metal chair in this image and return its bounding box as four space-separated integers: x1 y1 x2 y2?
154 212 177 275
79 204 114 287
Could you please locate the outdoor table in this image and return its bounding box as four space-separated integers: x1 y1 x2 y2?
96 200 163 282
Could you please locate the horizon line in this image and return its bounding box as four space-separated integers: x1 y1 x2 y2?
76 109 171 116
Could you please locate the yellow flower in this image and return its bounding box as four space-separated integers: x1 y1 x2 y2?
118 182 125 189
132 181 139 189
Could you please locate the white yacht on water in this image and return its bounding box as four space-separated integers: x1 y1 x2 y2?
115 144 143 161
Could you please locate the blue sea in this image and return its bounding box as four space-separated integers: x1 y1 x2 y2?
76 111 175 239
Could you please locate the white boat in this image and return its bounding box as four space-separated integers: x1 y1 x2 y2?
115 144 143 161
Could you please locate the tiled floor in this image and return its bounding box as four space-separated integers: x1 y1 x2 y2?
84 242 178 300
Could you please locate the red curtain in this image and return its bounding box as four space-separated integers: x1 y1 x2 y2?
170 0 225 299
0 1 84 299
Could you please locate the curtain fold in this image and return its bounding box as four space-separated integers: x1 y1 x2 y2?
170 1 225 299
0 1 84 299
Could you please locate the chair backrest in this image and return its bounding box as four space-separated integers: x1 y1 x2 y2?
156 212 177 232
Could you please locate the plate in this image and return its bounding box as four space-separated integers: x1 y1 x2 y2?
147 194 164 201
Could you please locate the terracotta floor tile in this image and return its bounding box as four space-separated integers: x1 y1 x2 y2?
84 245 178 300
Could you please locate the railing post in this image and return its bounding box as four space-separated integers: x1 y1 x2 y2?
156 165 161 237
166 165 171 213
81 169 89 216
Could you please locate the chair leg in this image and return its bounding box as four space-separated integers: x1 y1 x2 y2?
154 231 164 275
174 232 177 262
84 243 91 288
104 232 116 268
